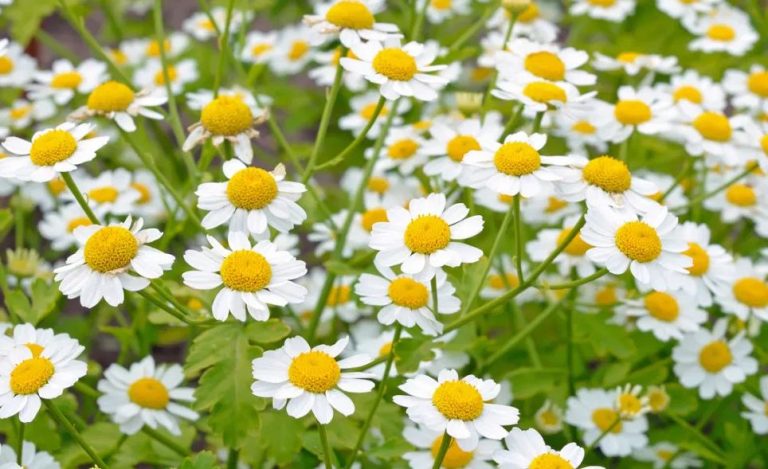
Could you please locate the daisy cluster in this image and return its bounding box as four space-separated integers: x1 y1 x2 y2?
0 0 767 467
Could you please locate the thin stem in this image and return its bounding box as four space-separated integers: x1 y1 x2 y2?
410 0 430 40
500 104 524 140
481 15 517 119
315 96 386 171
226 449 239 469
302 53 347 183
565 285 577 397
344 324 403 469
44 400 109 468
137 289 199 327
541 268 610 290
431 432 452 469
675 162 759 211
317 422 333 469
618 134 630 161
444 0 502 55
532 111 545 133
659 157 693 203
666 413 726 459
431 276 439 316
213 0 236 94
16 421 24 465
513 195 524 283
61 173 100 224
141 425 190 457
584 417 622 455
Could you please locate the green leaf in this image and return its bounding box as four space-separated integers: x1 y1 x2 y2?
57 422 122 468
3 288 31 322
246 319 291 344
179 451 222 469
3 0 58 45
394 337 435 374
29 278 61 324
111 425 196 467
257 412 305 465
0 209 12 240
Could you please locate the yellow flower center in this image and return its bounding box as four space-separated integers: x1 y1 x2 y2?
367 176 390 194
25 343 44 357
49 178 66 196
545 197 568 213
288 40 310 61
51 71 83 89
361 207 388 231
325 0 375 29
524 51 566 81
582 156 631 193
128 377 170 409
591 408 622 433
557 228 592 256
388 277 429 309
644 291 679 322
0 56 14 74
725 183 756 206
327 285 351 307
87 81 135 112
617 52 640 63
528 453 574 469
432 380 484 421
489 273 519 290
84 226 138 273
201 96 254 136
595 286 617 306
146 39 170 57
88 186 119 204
571 120 596 134
539 409 560 426
517 2 540 22
760 134 768 155
66 217 92 233
29 130 78 166
615 221 662 263
430 436 474 469
698 340 732 372
648 388 669 412
747 71 768 98
10 357 55 395
732 277 768 308
588 0 616 6
220 250 272 292
404 215 451 254
110 49 128 65
693 111 731 142
523 81 567 104
431 0 452 10
673 85 703 103
199 18 216 31
658 450 674 461
10 105 31 120
471 67 494 82
131 182 152 204
251 43 272 57
288 350 341 393
225 167 278 210
378 341 393 357
614 100 652 125
373 48 417 81
706 24 735 41
360 102 388 120
388 138 420 160
446 135 481 163
684 242 709 276
153 66 178 86
493 142 541 176
187 298 204 310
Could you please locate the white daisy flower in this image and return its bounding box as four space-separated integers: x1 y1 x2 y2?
534 400 564 434
496 38 595 88
591 51 680 76
657 0 720 21
723 65 768 114
552 99 614 153
70 80 167 133
487 3 559 43
241 30 277 64
348 321 404 379
368 126 428 175
369 193 484 277
520 190 581 225
702 171 768 227
581 205 691 291
672 319 758 399
462 131 573 198
494 76 592 113
0 99 55 133
0 41 36 87
183 93 265 164
97 356 198 435
565 388 648 457
339 91 411 138
39 203 106 251
686 5 757 56
133 58 199 94
342 38 449 101
394 369 520 450
186 87 269 115
327 275 372 323
633 441 703 469
421 115 503 184
27 59 106 105
54 216 174 307
0 441 60 469
635 171 688 209
309 209 368 258
182 232 307 322
741 376 768 435
554 154 660 214
672 102 747 165
570 0 636 22
196 160 306 236
63 169 141 216
182 8 249 41
121 33 189 65
0 323 80 358
309 47 367 92
617 289 706 342
424 0 472 23
270 25 316 75
715 258 768 322
0 122 109 182
304 0 401 47
600 86 673 143
495 427 600 469
658 69 726 112
130 169 167 222
250 335 375 424
479 256 537 304
356 264 460 336
403 423 500 469
0 337 87 422
674 221 733 306
527 214 597 277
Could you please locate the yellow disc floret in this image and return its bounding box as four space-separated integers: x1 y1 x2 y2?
725 183 756 207
84 226 138 273
29 130 77 166
673 85 703 103
87 81 135 112
707 24 735 41
201 96 254 136
226 167 278 210
698 340 732 373
489 273 519 290
325 1 375 29
684 242 709 276
128 377 170 409
747 71 768 98
404 215 451 254
388 138 420 160
524 51 566 81
388 277 429 309
372 48 417 81
582 156 632 193
693 111 731 142
529 453 574 469
615 221 662 263
0 56 14 74
432 380 484 421
288 41 310 61
732 277 768 308
591 408 622 433
51 71 83 89
288 350 341 393
643 292 679 322
493 142 541 176
614 100 652 125
523 81 567 104
557 228 592 256
430 436 474 469
220 250 272 292
446 135 481 162
327 285 351 307
67 217 92 233
88 186 119 204
361 207 388 231
10 357 55 395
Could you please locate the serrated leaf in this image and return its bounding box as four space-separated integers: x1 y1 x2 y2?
179 451 222 469
394 337 435 374
246 319 291 344
258 412 305 465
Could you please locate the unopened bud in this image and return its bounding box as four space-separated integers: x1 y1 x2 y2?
503 0 532 15
455 92 483 115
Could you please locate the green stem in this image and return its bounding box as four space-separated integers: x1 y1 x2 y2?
513 195 524 283
302 53 346 183
618 134 629 161
315 96 386 171
431 433 452 469
532 111 544 133
137 289 199 327
61 173 100 224
44 400 109 468
226 448 239 469
584 417 622 455
317 422 333 469
659 157 693 203
16 421 24 465
213 0 236 94
675 162 759 210
500 103 524 140
481 15 517 119
431 276 439 315
667 413 726 459
541 268 610 290
99 0 124 40
344 324 403 469
444 1 502 55
141 425 190 457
